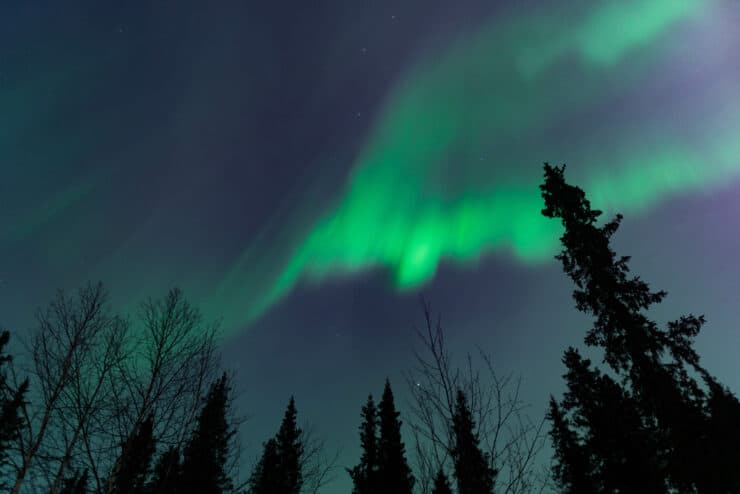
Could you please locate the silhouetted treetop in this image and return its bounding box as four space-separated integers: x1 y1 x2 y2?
110 413 155 494
249 397 304 494
451 389 496 494
180 373 235 494
432 468 453 494
349 394 380 494
146 447 181 494
541 163 740 493
0 331 27 490
377 379 415 494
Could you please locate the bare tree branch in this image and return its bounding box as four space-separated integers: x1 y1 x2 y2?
9 285 223 494
11 282 124 494
406 301 549 494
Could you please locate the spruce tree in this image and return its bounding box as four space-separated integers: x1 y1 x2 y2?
248 438 281 494
274 397 304 493
540 163 740 493
146 447 181 494
248 397 304 494
180 373 235 494
348 394 379 494
377 379 414 493
0 330 27 489
111 414 156 494
432 468 453 494
451 389 496 494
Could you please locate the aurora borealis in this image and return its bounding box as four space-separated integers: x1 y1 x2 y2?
3 0 740 492
210 0 740 331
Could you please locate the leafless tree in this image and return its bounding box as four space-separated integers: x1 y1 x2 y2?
299 424 341 494
10 282 128 494
406 302 550 494
7 284 223 494
103 287 221 492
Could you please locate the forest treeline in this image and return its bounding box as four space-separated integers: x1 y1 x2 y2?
3 165 740 493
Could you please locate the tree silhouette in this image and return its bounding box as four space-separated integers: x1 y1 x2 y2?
451 389 496 494
348 394 380 494
0 285 231 493
431 468 453 494
179 373 235 494
249 397 304 494
146 447 181 494
110 414 155 494
407 305 547 494
541 163 740 493
377 379 415 493
11 283 128 494
275 397 304 493
248 438 281 494
0 330 27 490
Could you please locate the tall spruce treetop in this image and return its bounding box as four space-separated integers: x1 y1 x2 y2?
377 379 415 494
248 438 281 494
431 468 453 494
146 447 181 494
0 331 27 489
349 394 380 494
275 396 304 494
180 373 235 494
248 397 304 494
541 163 740 493
111 414 156 494
451 389 496 494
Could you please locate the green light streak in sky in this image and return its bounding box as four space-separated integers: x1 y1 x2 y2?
216 0 740 331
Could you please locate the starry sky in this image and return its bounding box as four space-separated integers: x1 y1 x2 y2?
3 1 740 491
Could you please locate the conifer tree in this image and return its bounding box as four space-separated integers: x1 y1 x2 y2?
180 373 235 494
146 447 181 494
377 379 414 493
274 397 304 493
111 414 156 494
248 438 281 494
431 468 453 494
248 397 304 494
348 394 379 494
0 330 27 489
451 389 496 494
540 163 740 493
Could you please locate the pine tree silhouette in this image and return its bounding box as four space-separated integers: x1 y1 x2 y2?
348 394 380 494
111 414 156 494
451 389 496 494
546 398 598 493
0 331 27 489
248 438 281 494
431 468 453 494
275 397 304 493
541 163 740 493
377 379 414 493
248 397 304 494
146 447 181 494
180 373 235 494
58 469 89 494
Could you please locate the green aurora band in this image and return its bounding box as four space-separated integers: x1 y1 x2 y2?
214 0 740 332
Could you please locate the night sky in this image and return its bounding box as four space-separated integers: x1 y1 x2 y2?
3 1 740 491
